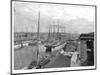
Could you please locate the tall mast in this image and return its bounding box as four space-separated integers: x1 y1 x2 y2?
48 25 50 39
37 11 40 40
57 24 59 40
37 10 40 65
53 25 55 40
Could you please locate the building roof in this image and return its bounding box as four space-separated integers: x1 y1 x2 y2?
79 32 94 40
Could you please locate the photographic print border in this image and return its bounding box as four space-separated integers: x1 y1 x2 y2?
10 0 97 75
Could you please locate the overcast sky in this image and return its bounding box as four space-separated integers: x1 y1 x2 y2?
12 1 95 34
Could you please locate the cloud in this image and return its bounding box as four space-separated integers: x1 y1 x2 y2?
13 2 94 34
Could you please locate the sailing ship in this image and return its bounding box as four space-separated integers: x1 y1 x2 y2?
27 10 67 69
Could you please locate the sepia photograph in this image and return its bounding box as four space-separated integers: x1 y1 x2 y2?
11 0 96 74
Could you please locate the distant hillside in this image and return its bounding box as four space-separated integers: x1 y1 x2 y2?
14 32 80 42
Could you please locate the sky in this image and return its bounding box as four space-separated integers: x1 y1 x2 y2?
12 1 95 34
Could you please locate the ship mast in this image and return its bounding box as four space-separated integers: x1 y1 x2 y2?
37 10 40 65
48 25 51 40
